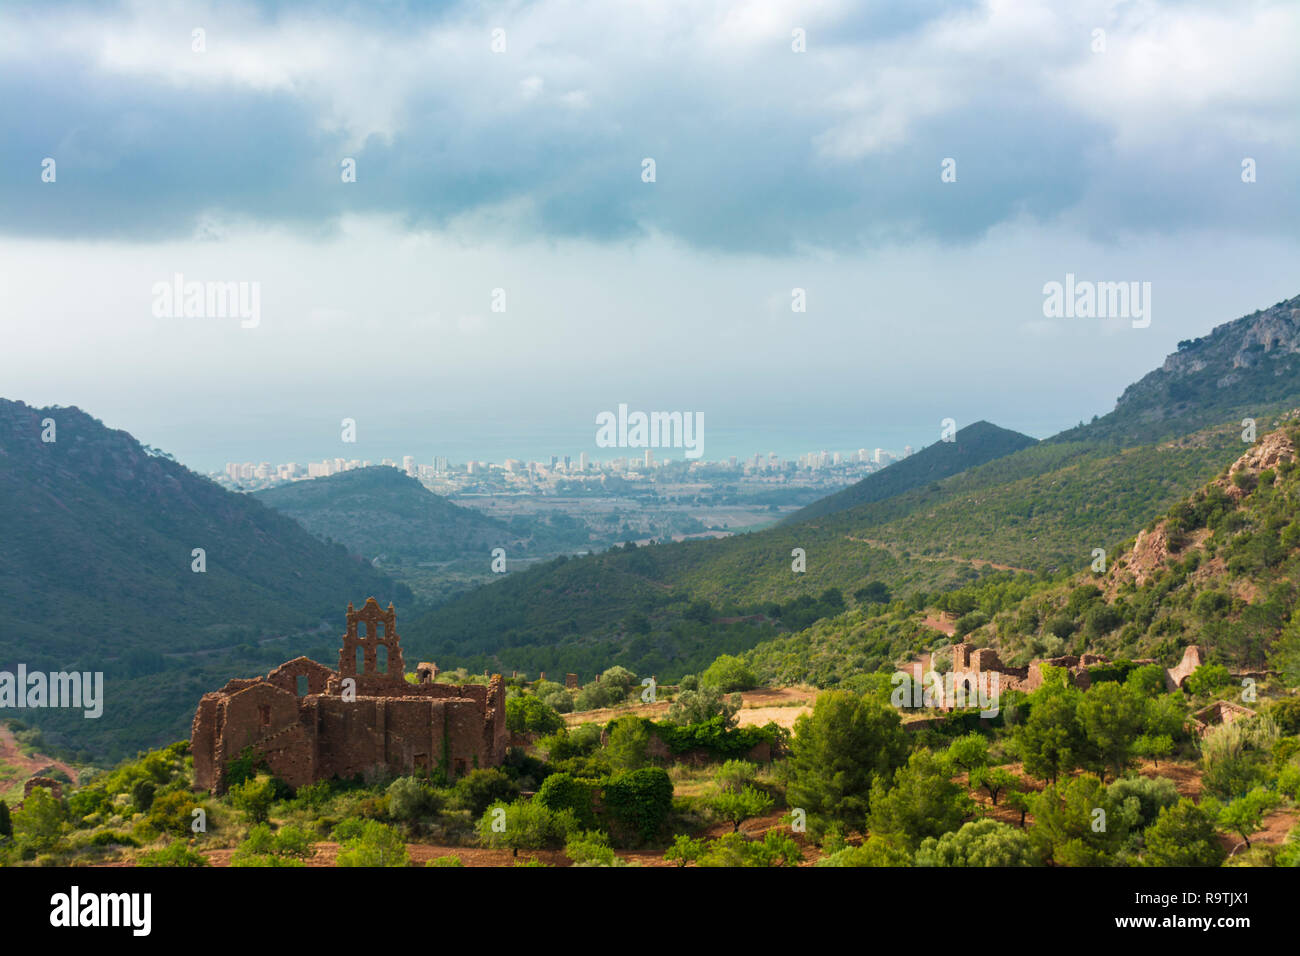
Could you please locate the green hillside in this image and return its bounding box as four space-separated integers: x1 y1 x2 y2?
405 293 1300 679
256 465 512 561
788 420 1037 523
0 399 409 759
741 417 1300 691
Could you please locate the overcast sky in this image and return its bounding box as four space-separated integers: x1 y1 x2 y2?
1 0 1297 470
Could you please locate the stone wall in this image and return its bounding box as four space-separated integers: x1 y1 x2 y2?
190 598 507 793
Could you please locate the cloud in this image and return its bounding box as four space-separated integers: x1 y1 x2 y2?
0 0 1295 253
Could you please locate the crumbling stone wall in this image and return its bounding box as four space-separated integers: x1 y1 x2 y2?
190 598 507 793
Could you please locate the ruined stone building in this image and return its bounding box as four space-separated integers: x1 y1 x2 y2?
928 642 1209 711
191 598 508 793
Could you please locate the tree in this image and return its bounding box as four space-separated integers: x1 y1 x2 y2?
476 800 575 858
1218 787 1280 849
867 750 974 851
666 687 741 728
337 820 410 867
0 799 12 838
227 776 276 824
701 655 758 693
535 772 596 829
605 716 651 771
604 767 674 844
1108 775 1178 831
1014 683 1087 784
1028 774 1126 866
711 786 774 833
947 733 990 774
11 787 64 853
506 695 566 736
786 691 908 830
915 819 1040 867
664 834 706 867
1077 681 1146 782
1005 787 1032 829
969 766 1017 805
1142 799 1226 867
1185 663 1232 697
1134 734 1174 768
817 834 911 867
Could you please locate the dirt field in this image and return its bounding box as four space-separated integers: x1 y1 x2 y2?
562 686 817 730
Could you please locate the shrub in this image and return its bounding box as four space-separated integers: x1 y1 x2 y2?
336 821 409 867
227 776 277 824
506 695 566 736
604 768 674 844
535 772 597 829
138 839 207 867
701 655 758 693
386 777 442 824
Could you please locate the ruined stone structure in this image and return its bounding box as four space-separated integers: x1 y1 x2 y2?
928 642 1208 710
22 776 63 801
190 598 509 793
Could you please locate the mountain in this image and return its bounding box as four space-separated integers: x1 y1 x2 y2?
787 421 1037 523
0 399 409 758
742 417 1300 689
404 293 1300 681
255 466 512 563
1054 293 1300 446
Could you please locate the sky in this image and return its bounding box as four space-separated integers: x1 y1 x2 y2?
1 0 1298 471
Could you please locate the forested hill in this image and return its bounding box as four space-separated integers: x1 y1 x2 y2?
787 421 1037 523
405 293 1300 681
0 398 409 670
256 465 512 562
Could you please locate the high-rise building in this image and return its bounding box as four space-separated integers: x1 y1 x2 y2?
578 452 588 472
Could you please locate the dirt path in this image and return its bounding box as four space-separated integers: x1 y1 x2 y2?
0 724 78 797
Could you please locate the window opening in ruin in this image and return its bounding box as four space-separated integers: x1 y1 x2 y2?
296 675 309 696
356 646 365 674
259 704 271 727
377 644 388 674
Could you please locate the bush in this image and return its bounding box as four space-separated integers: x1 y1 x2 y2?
604 768 674 844
506 695 566 736
565 830 620 867
1186 663 1232 697
138 839 207 867
451 768 519 817
535 772 597 829
476 800 575 857
701 655 758 693
915 819 1039 867
386 777 442 824
336 821 409 867
147 791 200 837
228 776 277 824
